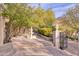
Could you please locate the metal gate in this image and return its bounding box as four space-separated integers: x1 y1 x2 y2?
60 32 68 50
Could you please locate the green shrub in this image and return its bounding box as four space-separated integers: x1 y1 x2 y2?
68 35 78 41
38 27 52 37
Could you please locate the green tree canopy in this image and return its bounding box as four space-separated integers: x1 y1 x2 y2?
1 3 56 40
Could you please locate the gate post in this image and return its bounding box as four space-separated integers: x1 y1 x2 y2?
0 16 5 46
0 4 5 46
60 32 68 50
77 32 79 55
55 24 60 48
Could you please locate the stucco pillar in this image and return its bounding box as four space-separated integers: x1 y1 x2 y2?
55 24 60 48
0 16 5 46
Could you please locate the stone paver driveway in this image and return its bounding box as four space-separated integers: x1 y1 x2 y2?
0 36 73 56
65 40 79 55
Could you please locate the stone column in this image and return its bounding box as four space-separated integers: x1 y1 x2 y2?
55 24 60 48
0 16 5 46
77 32 79 56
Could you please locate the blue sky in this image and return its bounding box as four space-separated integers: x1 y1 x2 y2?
29 3 77 18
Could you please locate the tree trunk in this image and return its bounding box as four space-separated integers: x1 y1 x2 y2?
23 27 26 33
4 22 11 43
30 26 33 39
